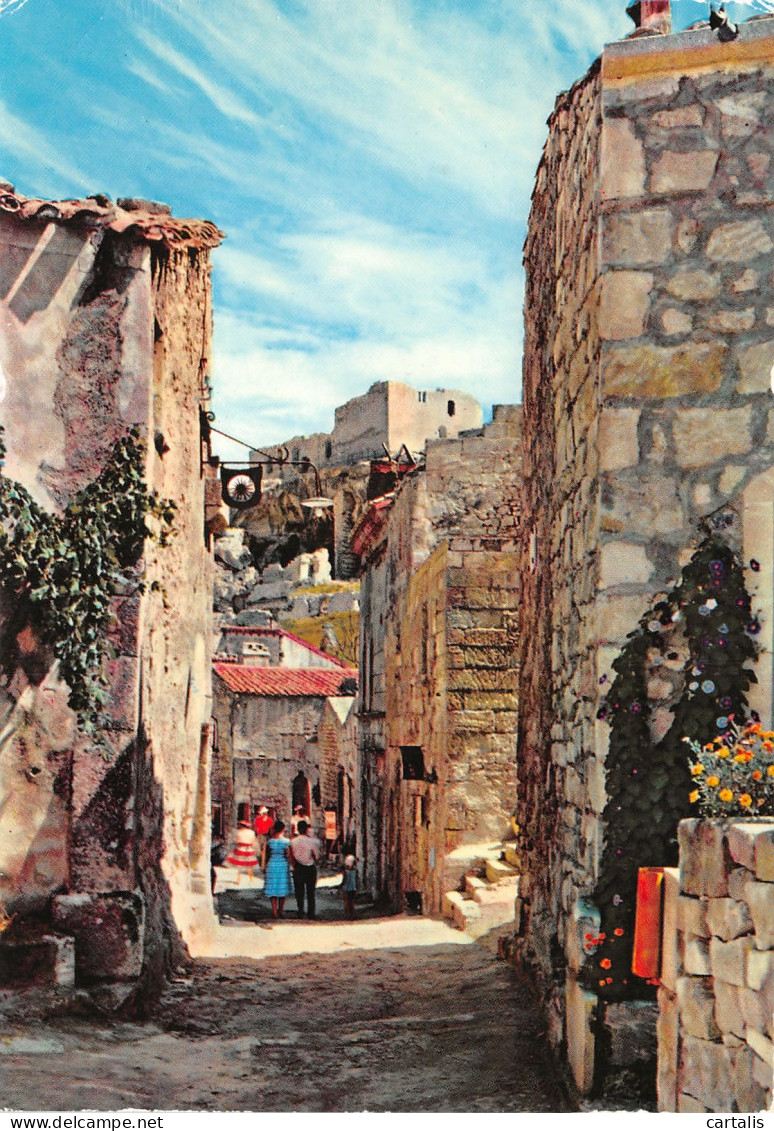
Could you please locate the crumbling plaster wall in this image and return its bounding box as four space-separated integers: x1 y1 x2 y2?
0 203 219 996
517 17 774 1092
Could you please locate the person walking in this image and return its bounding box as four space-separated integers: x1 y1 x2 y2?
341 854 357 919
262 820 293 919
290 819 321 920
225 821 259 885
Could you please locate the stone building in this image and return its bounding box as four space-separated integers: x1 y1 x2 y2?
0 186 222 1003
515 5 774 1097
353 407 521 913
270 380 484 471
210 625 356 846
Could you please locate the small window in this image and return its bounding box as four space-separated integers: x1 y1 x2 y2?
447 399 455 417
325 439 333 460
237 801 251 824
401 746 425 780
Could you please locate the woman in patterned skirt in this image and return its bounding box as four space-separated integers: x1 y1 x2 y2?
262 820 293 918
226 820 260 884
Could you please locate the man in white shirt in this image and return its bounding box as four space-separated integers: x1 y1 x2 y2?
290 820 321 919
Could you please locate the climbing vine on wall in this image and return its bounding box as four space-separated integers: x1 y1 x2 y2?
0 425 175 749
586 528 759 1001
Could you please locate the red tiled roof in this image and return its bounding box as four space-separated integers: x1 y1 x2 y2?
0 187 223 249
213 664 358 697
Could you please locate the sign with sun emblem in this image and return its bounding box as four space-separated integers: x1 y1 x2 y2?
220 464 263 509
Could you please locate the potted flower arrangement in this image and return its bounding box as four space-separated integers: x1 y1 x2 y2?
684 720 774 817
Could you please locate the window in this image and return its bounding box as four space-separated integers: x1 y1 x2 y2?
211 804 224 837
325 439 333 460
418 391 427 404
447 399 455 417
237 801 251 824
400 746 425 780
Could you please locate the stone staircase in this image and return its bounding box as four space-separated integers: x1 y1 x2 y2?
442 840 519 940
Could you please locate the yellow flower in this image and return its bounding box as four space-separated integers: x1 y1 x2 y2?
717 747 730 759
691 764 704 776
707 776 720 787
689 790 699 804
767 766 774 778
734 753 749 763
719 789 733 802
739 794 753 808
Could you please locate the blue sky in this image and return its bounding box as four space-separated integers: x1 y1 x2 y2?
0 0 768 460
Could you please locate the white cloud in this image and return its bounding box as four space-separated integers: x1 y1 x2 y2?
0 99 90 194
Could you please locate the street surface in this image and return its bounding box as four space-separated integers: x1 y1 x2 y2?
0 879 574 1113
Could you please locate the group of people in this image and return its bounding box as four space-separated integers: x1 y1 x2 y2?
223 805 357 920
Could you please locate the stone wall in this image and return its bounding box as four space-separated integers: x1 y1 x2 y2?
517 14 774 1094
358 407 521 913
659 819 774 1112
0 191 221 1001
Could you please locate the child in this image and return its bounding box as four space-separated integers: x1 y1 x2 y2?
342 854 357 919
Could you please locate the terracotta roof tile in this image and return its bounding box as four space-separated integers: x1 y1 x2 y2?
0 188 223 249
213 664 358 697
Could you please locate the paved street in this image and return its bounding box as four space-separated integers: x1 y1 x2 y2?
0 897 574 1113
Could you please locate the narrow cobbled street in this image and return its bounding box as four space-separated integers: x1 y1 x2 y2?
0 901 574 1113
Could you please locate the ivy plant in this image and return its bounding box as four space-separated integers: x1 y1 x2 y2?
0 425 175 750
586 529 759 1001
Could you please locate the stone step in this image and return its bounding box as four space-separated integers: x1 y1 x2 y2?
0 932 75 988
463 900 517 939
503 843 520 869
485 858 520 885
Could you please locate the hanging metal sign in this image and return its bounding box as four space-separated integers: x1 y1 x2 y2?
220 463 263 509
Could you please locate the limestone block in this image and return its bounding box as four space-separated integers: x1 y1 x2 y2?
747 948 774 992
601 472 684 539
677 975 721 1041
565 974 596 1095
659 868 681 996
657 987 679 1112
651 105 704 130
679 1034 746 1112
740 986 769 1035
747 1028 774 1072
708 307 756 333
672 405 752 469
676 218 700 254
661 308 692 336
213 528 253 572
602 342 726 400
52 891 145 983
0 933 75 989
729 866 756 902
718 91 767 138
677 1092 709 1113
601 119 646 200
650 150 718 195
679 819 730 897
744 880 774 950
738 340 774 396
706 220 773 263
718 465 747 498
665 269 721 302
711 935 755 988
752 1049 774 1094
598 542 652 589
714 977 744 1037
684 935 711 976
602 209 673 267
705 897 753 942
599 271 652 340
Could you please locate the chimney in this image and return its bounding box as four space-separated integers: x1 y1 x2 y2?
626 0 671 35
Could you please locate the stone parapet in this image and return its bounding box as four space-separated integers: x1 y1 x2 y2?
659 820 774 1112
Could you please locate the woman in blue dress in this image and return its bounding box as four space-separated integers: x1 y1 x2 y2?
262 820 293 918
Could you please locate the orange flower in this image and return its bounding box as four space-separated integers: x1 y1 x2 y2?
707 776 720 787
689 790 699 804
691 764 704 776
717 747 730 759
739 794 753 808
600 958 612 970
763 741 774 753
767 766 774 778
614 928 624 937
719 789 733 802
753 771 763 781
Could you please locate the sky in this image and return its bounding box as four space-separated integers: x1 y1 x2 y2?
0 0 771 461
